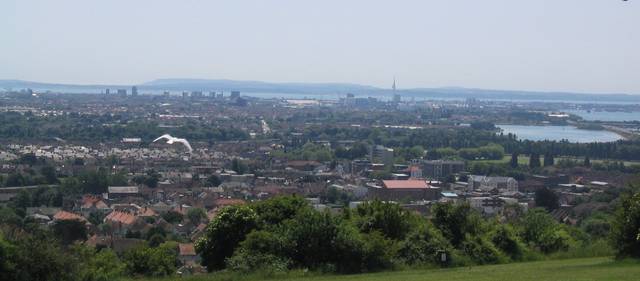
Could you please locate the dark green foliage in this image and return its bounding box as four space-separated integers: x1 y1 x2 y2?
162 210 184 224
610 190 640 258
52 219 88 245
519 208 571 254
398 223 452 265
187 207 207 225
206 174 222 187
40 165 58 184
584 156 591 167
321 185 354 205
122 242 178 277
88 211 105 226
460 235 505 265
543 153 555 167
280 209 340 268
354 200 417 240
529 153 541 168
535 187 560 211
491 224 525 261
251 195 310 226
231 158 249 174
196 205 258 271
3 231 78 281
432 203 481 247
334 142 369 160
510 152 519 168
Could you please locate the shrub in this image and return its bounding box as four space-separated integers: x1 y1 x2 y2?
397 223 451 266
195 205 258 271
460 235 505 265
610 190 640 258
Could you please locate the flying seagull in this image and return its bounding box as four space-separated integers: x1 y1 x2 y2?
153 134 193 152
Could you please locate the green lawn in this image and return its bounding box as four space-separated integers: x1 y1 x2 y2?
142 257 640 281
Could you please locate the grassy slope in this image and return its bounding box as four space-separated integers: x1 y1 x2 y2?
145 257 640 281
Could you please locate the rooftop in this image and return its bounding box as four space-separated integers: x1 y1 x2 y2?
382 180 429 189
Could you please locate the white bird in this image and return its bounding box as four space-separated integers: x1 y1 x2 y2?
153 134 193 153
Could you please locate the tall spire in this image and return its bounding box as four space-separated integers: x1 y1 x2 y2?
392 76 396 92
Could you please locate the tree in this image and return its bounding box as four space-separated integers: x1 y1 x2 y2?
206 175 222 187
187 208 207 225
231 158 248 175
535 187 560 211
510 152 519 168
610 190 640 258
83 249 125 281
40 165 58 184
543 153 554 167
529 153 541 168
195 205 258 271
123 242 178 277
161 211 184 224
252 195 310 226
88 211 105 226
519 208 570 253
0 233 16 281
432 203 481 247
5 173 27 187
7 232 77 281
52 219 88 245
354 200 417 240
584 156 591 167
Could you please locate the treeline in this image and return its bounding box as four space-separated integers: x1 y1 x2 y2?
427 143 505 160
0 222 182 281
195 196 610 274
2 192 640 280
291 126 640 161
0 111 248 142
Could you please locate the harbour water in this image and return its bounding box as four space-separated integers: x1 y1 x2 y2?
497 125 624 143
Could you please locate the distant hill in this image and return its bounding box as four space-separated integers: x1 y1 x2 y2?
1 78 639 102
141 78 379 94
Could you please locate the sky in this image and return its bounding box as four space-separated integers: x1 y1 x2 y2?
1 0 639 94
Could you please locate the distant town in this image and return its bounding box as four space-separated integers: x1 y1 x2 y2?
1 84 640 278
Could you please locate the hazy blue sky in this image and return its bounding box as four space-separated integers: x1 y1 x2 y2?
1 0 639 94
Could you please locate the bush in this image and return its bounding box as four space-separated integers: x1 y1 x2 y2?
195 205 258 271
610 190 640 258
460 235 505 265
519 208 571 254
397 223 452 266
354 200 418 240
122 242 178 277
492 224 528 261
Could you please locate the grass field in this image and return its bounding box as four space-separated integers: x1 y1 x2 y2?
141 257 640 281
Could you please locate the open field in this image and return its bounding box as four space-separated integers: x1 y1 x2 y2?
138 257 640 281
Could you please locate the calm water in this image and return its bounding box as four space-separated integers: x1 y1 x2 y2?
498 125 623 143
566 110 640 122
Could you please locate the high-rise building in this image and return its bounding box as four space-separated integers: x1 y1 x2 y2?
182 91 189 98
421 160 465 180
208 91 216 98
117 89 127 97
131 86 138 96
230 91 240 99
105 89 110 95
370 145 394 167
191 91 203 98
